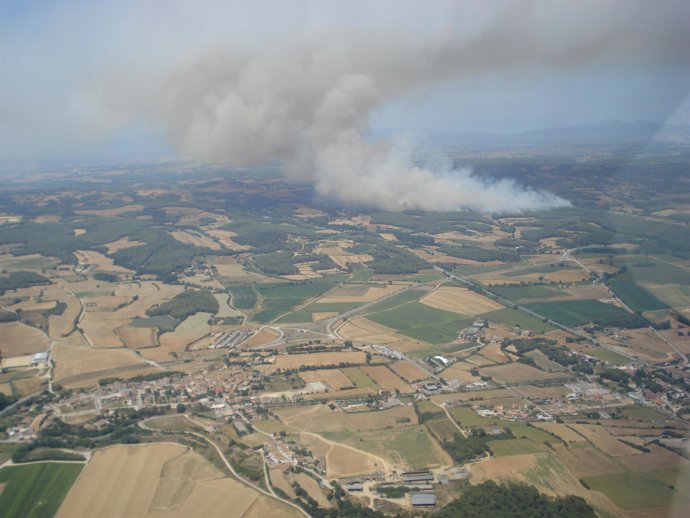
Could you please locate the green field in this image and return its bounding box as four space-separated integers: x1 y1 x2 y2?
323 425 444 469
0 463 83 518
426 417 459 442
227 285 257 309
252 276 347 323
525 350 563 371
367 301 473 344
449 406 513 428
488 438 545 456
480 308 556 333
508 424 558 444
402 271 445 282
365 288 426 313
342 367 379 389
585 347 630 366
490 285 568 301
620 405 668 421
583 471 688 509
523 300 629 327
276 302 363 323
608 279 668 312
130 315 178 332
501 263 580 277
614 258 690 285
347 269 374 283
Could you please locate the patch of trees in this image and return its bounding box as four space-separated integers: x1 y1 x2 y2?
442 428 514 463
505 338 593 374
11 446 85 463
0 271 51 293
590 312 650 329
439 244 521 263
34 407 165 450
0 309 19 322
0 392 18 410
253 252 337 276
93 272 119 282
147 289 218 320
392 231 435 246
110 227 216 281
435 480 596 518
367 243 428 274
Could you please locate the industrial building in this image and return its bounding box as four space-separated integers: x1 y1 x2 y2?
410 493 436 507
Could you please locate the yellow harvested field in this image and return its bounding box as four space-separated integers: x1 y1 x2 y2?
74 250 132 273
0 321 50 357
319 283 405 304
269 469 297 499
439 364 478 384
241 328 280 348
170 230 221 250
103 237 145 253
328 444 381 477
277 404 417 433
311 312 338 322
56 443 300 518
11 376 47 396
0 354 34 368
48 297 81 339
361 366 413 393
338 317 424 352
213 293 243 318
206 229 252 251
299 369 354 390
301 386 376 401
569 424 643 457
80 311 128 348
478 267 589 286
553 444 624 477
215 261 248 277
294 473 332 508
52 343 156 388
478 342 510 363
533 423 586 443
431 388 514 404
258 351 366 373
470 452 620 516
420 287 503 315
478 363 567 384
117 326 158 349
75 204 144 217
391 361 430 382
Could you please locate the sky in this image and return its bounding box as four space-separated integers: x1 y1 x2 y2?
1 0 689 172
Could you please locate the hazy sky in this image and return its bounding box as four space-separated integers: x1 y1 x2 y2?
1 0 689 171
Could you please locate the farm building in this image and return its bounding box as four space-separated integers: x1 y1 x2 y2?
410 493 436 507
32 351 49 365
402 470 434 483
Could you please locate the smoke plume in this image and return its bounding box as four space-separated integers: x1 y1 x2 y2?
107 5 683 213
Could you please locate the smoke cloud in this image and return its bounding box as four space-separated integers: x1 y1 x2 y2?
151 24 581 213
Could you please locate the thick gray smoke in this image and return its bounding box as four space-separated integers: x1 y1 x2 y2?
134 7 685 212
152 30 574 213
